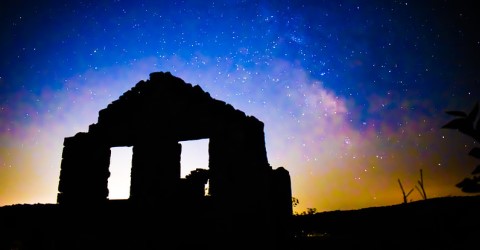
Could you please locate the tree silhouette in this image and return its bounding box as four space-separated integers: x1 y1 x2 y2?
442 102 480 193
292 197 299 208
415 169 427 200
398 178 414 204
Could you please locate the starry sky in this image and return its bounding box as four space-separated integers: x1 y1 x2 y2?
1 0 479 213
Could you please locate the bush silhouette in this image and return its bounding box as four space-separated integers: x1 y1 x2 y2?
442 102 480 193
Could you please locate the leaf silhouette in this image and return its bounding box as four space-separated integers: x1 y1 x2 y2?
456 177 480 193
472 164 480 175
476 118 480 132
441 118 466 130
469 147 480 159
441 102 480 193
467 102 479 122
445 110 467 117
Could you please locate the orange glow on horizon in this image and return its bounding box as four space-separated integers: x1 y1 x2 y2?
1 58 476 214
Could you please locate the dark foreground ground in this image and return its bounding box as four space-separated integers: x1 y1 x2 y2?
290 195 480 250
1 195 479 250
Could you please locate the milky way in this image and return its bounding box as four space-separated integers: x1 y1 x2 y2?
1 0 479 212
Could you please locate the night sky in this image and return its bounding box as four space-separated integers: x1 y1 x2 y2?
1 0 479 213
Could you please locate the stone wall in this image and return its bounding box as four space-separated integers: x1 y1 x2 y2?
56 71 293 246
57 132 110 204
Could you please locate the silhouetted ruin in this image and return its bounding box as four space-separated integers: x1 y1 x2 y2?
56 72 292 248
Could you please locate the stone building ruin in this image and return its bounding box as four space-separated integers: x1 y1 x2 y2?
57 72 292 246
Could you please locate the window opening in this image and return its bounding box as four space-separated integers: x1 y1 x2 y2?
108 146 133 199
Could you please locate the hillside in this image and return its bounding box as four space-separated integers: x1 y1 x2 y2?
290 195 480 249
1 195 480 249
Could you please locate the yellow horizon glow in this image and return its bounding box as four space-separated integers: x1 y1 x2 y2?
0 57 475 214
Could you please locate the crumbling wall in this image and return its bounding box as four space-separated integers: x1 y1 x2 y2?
57 132 110 204
56 71 293 247
130 140 181 204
